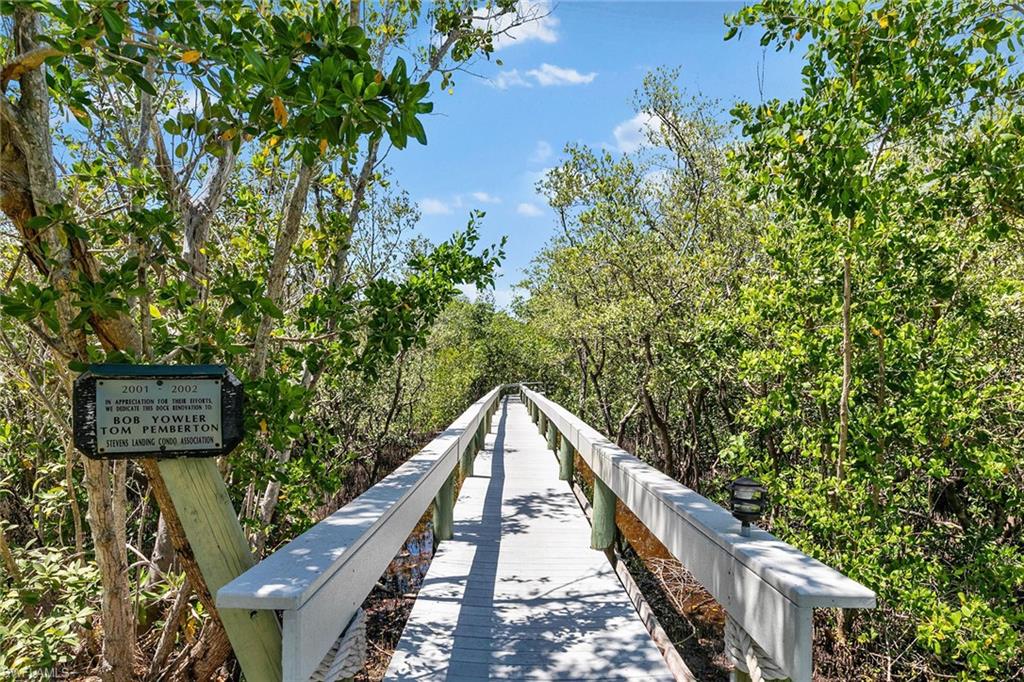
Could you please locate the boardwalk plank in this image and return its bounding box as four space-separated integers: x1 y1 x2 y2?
384 397 674 682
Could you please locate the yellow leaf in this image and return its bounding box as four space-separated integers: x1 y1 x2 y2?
259 419 268 434
878 15 888 28
149 304 162 319
319 138 328 155
268 135 280 147
181 50 201 64
272 96 288 126
220 128 236 141
870 326 883 338
795 132 805 144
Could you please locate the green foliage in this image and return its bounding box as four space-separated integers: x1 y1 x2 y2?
722 2 1024 677
2 0 433 162
519 4 1024 677
0 547 100 673
0 0 515 676
411 298 559 429
2 0 1021 678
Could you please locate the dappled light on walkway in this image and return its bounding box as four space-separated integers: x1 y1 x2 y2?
385 397 673 681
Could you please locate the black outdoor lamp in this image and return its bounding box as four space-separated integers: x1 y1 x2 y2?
728 476 767 537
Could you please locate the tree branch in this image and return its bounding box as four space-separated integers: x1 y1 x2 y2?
0 45 62 92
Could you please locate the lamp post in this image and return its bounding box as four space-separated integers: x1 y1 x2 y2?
728 477 767 537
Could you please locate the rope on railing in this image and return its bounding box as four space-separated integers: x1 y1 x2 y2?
724 615 789 681
310 608 367 682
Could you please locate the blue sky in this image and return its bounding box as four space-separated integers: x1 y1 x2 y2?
389 1 807 307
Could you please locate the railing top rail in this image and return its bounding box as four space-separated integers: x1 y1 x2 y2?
521 386 874 609
218 385 502 612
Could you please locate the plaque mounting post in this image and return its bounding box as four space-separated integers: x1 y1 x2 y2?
73 364 282 681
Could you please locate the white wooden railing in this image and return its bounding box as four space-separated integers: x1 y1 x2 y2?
217 386 503 682
217 383 873 682
519 385 875 682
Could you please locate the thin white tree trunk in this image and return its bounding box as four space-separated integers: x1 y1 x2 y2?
4 10 136 679
250 162 314 376
82 459 136 682
838 251 852 482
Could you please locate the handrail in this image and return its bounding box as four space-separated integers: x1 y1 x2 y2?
519 385 875 682
217 386 503 682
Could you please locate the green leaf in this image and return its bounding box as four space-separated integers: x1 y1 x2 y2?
127 69 158 97
258 297 284 319
100 8 124 43
223 301 245 319
408 117 427 146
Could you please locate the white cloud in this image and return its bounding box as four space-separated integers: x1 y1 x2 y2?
526 63 597 87
476 0 559 51
492 64 596 90
523 167 554 194
612 112 661 153
517 202 544 217
419 198 452 215
642 168 673 192
530 141 553 164
493 70 531 90
421 193 500 213
471 191 502 204
459 284 518 310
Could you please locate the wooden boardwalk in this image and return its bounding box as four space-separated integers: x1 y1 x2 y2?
385 397 674 681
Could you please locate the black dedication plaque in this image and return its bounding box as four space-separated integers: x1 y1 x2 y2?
73 364 244 460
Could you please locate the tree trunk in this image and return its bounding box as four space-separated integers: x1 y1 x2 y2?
642 384 676 479
615 400 639 448
575 344 589 415
248 162 315 553
145 512 175 588
251 162 314 376
81 459 137 682
165 618 234 681
147 579 192 680
2 10 139 680
837 253 852 482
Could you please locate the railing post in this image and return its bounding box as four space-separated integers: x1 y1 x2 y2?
546 420 557 451
591 477 616 550
476 420 485 454
433 469 455 541
558 434 574 482
538 412 546 436
460 441 474 478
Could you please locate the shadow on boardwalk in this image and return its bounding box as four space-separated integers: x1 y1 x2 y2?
384 397 674 681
